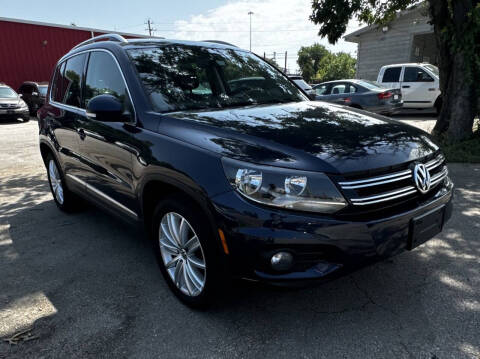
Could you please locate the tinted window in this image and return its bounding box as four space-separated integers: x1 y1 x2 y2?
403 67 434 82
346 84 357 93
315 84 329 95
382 67 401 82
331 84 346 94
63 54 86 107
128 46 305 112
85 52 128 107
51 62 65 102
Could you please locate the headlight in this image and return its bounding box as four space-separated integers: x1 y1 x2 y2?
19 100 28 109
222 157 347 214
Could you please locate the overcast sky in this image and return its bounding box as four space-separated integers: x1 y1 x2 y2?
2 0 362 72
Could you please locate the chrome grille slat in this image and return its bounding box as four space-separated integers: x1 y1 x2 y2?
338 153 447 207
350 189 418 206
351 185 416 203
338 169 411 187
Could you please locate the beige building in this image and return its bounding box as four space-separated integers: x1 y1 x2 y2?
344 6 439 80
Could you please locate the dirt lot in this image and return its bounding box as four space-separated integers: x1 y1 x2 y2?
1 118 479 358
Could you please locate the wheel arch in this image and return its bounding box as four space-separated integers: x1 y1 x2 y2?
139 176 223 252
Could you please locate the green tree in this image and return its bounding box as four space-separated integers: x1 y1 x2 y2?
316 52 356 82
297 43 330 82
310 0 480 143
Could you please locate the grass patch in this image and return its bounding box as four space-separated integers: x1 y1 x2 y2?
441 133 480 163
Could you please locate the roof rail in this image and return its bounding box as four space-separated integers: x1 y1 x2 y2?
202 40 237 47
71 33 128 51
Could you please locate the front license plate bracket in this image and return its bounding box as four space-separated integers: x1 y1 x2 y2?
408 205 445 250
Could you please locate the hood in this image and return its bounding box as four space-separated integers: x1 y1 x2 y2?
0 96 21 105
158 101 438 174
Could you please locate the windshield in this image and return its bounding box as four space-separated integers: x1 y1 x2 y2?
0 87 17 98
38 86 48 96
424 64 439 77
128 46 306 112
357 80 385 90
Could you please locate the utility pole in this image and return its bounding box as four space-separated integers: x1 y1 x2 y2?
248 11 254 51
145 18 156 36
284 51 287 73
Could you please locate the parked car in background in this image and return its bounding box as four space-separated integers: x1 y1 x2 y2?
0 83 29 122
377 63 441 113
313 79 403 115
288 75 316 99
18 81 48 115
38 35 453 307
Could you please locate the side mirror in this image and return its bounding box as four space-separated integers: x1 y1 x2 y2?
18 94 23 98
86 94 124 122
32 91 39 97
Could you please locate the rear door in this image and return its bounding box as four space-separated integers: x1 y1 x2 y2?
400 66 436 108
378 66 402 91
325 83 356 106
75 50 139 219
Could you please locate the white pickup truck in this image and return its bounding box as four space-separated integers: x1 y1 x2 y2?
377 63 441 113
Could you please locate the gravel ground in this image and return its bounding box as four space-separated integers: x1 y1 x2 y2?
0 118 479 358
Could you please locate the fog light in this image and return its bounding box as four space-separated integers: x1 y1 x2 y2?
271 251 294 271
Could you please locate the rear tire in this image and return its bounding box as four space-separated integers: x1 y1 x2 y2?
151 195 225 308
45 153 81 212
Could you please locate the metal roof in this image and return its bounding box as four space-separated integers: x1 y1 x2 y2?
0 16 151 39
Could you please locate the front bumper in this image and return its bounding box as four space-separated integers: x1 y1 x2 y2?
0 108 29 120
211 180 453 283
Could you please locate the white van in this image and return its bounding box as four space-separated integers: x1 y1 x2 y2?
377 63 441 112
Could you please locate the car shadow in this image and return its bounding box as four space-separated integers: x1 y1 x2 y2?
1 165 479 358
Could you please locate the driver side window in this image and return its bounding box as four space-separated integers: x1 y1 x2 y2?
85 52 128 107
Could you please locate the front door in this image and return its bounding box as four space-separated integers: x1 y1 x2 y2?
75 50 139 220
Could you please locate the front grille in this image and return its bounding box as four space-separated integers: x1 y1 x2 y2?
0 103 19 109
336 153 448 208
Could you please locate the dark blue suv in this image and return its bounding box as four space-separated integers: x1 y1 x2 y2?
38 34 453 307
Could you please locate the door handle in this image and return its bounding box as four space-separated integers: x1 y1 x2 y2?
77 128 86 140
402 85 410 88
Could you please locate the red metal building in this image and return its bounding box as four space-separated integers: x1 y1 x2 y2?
0 17 146 90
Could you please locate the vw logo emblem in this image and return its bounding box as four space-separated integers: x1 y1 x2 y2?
413 163 431 193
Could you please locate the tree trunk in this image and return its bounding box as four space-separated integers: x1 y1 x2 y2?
429 0 477 143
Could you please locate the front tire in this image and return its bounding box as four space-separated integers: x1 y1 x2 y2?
152 195 224 308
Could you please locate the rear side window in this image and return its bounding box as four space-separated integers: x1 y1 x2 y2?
51 62 66 103
63 54 87 107
382 67 401 82
84 52 128 106
331 84 346 94
403 67 434 82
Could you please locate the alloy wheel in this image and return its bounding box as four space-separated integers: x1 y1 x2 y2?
159 212 206 296
48 159 64 205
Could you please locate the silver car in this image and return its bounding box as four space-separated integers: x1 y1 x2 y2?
313 79 403 115
0 84 30 122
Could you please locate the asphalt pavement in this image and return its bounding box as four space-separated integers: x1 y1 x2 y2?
0 118 479 358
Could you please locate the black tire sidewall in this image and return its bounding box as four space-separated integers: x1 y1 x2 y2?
151 195 223 308
45 153 76 212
